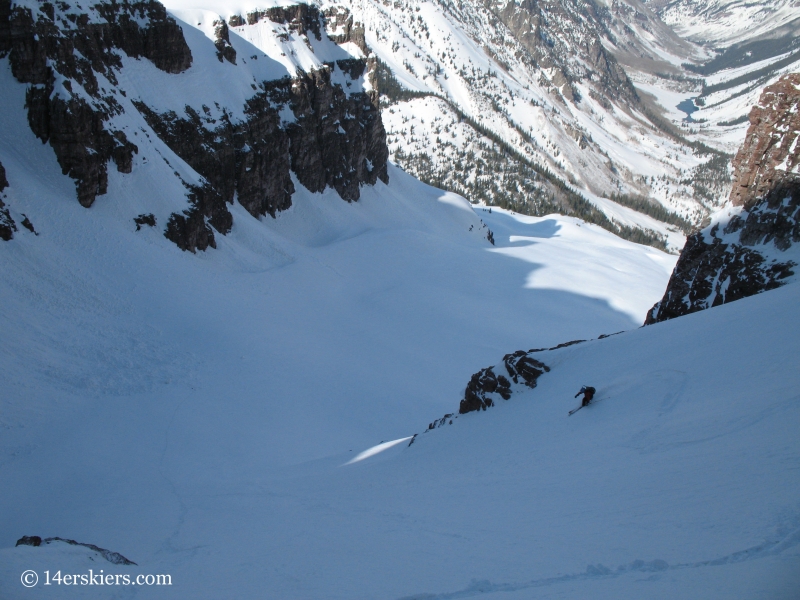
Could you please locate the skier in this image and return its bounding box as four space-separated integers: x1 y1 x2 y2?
575 386 595 407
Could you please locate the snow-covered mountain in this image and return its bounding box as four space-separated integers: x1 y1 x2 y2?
4 0 788 253
312 0 719 248
0 0 395 251
652 0 800 46
644 0 800 155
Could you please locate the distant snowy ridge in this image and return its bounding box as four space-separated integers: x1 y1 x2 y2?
653 0 800 47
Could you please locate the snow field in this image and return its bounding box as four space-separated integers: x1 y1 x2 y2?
1 229 797 598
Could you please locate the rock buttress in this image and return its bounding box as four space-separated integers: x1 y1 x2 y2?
0 0 190 207
645 75 800 325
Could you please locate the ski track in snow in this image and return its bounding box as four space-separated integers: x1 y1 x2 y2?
397 523 800 600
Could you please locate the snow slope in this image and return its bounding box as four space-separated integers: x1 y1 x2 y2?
0 37 714 592
690 52 800 153
1 178 798 597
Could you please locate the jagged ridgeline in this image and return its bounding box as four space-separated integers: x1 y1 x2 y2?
0 0 387 251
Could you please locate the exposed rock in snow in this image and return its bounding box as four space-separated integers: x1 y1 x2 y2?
243 3 322 39
1 0 190 207
493 0 641 106
135 59 387 250
645 75 800 323
323 5 368 55
645 190 798 324
459 350 550 414
15 535 41 546
212 17 236 64
133 212 156 231
0 0 389 252
16 536 137 565
0 159 15 241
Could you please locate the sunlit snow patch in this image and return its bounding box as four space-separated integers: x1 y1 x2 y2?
344 436 413 465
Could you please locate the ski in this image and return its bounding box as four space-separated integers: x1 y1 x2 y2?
568 405 584 416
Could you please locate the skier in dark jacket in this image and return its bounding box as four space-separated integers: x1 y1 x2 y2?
575 386 595 407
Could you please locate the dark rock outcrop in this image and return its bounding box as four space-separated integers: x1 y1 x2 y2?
0 0 189 207
213 18 236 64
503 350 552 386
17 535 136 565
0 159 15 241
20 213 37 234
645 75 800 324
127 4 386 251
245 3 321 39
134 213 156 230
322 6 368 56
1 1 390 253
134 92 291 227
15 535 41 547
645 183 798 323
287 66 388 200
137 59 388 250
461 366 513 413
459 351 550 414
163 184 226 251
426 413 455 431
